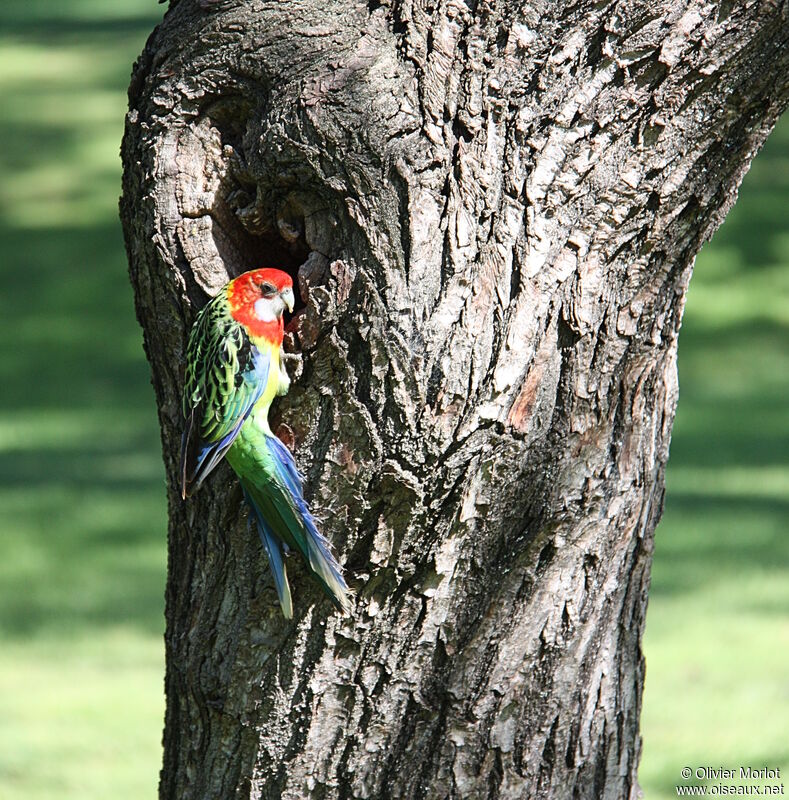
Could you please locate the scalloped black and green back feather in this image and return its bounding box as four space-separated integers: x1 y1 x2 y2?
180 292 270 498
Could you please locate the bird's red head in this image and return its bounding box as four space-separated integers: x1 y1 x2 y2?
227 268 295 343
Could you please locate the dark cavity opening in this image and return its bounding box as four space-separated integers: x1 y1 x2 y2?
213 184 312 316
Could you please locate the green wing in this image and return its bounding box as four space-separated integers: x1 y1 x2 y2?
180 292 269 497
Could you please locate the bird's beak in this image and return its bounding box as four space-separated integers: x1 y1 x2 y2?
281 287 295 313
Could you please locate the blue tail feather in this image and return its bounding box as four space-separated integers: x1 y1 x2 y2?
259 523 293 619
239 438 351 616
243 489 293 618
266 436 351 613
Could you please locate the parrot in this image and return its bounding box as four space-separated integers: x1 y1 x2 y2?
179 267 351 618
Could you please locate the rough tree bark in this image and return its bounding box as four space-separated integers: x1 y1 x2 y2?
120 1 788 798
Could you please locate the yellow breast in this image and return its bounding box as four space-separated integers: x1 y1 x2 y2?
249 340 283 433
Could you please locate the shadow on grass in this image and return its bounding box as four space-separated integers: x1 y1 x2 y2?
0 122 82 177
649 116 789 604
0 0 162 42
701 120 789 268
668 396 789 470
0 533 166 639
0 0 166 652
0 221 166 641
650 494 789 597
1 17 159 40
0 223 156 411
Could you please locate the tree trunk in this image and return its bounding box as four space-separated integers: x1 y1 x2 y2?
120 1 788 798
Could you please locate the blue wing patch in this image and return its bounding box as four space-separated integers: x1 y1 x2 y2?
181 347 270 497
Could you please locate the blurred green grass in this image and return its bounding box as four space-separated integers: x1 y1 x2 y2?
0 2 166 799
640 119 789 797
0 1 786 798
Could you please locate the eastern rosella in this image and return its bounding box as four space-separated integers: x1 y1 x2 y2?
180 268 351 618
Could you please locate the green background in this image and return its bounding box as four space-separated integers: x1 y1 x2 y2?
0 2 786 797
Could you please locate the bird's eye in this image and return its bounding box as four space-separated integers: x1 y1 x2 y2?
259 282 276 296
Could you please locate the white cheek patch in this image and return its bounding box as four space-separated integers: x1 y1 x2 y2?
254 298 277 322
